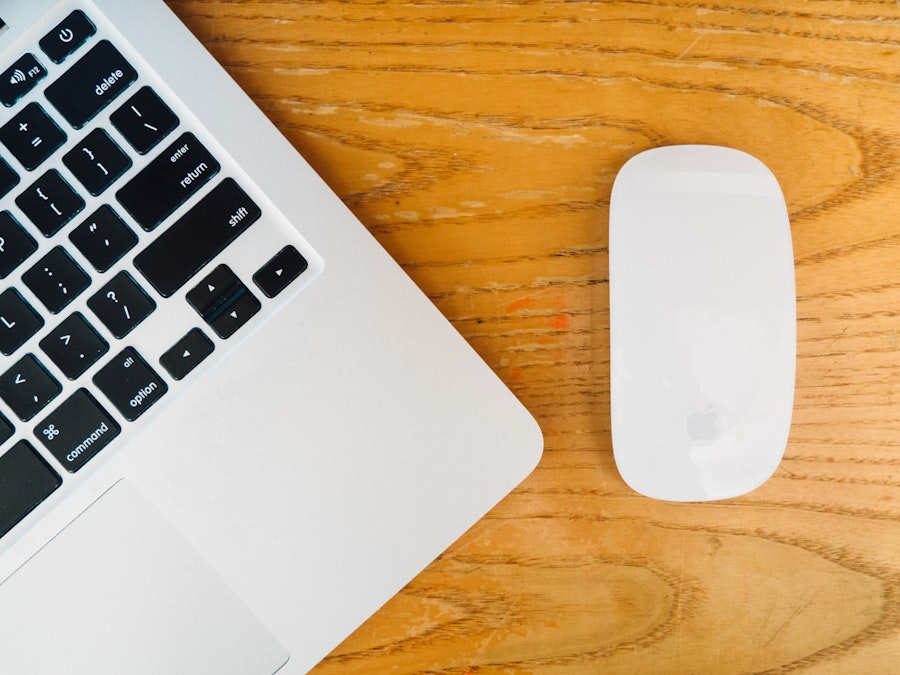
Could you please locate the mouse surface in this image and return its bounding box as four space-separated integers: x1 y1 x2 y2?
609 145 795 502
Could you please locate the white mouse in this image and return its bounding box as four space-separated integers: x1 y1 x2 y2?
609 145 795 502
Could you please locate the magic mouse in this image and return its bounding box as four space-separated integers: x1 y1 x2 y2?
609 145 795 501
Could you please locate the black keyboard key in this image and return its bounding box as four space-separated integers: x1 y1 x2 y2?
187 265 260 339
16 170 85 237
0 211 37 279
23 246 91 314
40 312 109 380
135 179 260 297
116 132 219 231
35 389 119 473
69 205 138 272
111 86 179 155
45 40 137 129
186 264 243 317
0 54 47 107
0 440 61 539
0 103 66 171
39 10 96 64
0 412 13 446
63 128 131 196
87 271 156 338
93 347 167 422
253 246 308 298
0 288 44 356
160 328 214 381
209 290 260 339
0 156 19 198
0 354 62 421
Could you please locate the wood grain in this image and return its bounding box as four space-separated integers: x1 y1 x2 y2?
166 1 900 671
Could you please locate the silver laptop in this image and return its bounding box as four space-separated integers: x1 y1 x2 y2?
0 1 543 672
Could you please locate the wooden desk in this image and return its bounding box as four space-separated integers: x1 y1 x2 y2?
168 2 899 671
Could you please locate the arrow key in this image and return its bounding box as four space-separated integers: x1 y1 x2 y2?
186 264 260 339
185 264 242 318
253 245 308 298
160 328 214 381
209 291 260 339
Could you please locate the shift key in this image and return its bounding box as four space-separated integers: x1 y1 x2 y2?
116 132 220 231
135 178 261 297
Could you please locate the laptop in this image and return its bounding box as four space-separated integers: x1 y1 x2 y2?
0 1 543 672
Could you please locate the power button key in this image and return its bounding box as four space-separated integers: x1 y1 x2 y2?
39 10 96 64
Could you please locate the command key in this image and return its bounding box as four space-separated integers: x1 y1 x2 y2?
35 389 120 472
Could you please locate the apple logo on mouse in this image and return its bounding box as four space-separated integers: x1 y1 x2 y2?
686 405 720 444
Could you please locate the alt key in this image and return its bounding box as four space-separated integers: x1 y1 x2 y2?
93 347 167 422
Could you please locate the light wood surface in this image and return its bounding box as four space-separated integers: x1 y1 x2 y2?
168 2 900 672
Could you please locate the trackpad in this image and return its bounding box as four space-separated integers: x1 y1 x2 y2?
0 480 289 674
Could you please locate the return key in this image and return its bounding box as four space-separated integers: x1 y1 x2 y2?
116 132 220 231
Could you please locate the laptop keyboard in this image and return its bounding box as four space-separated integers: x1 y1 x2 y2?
0 7 319 540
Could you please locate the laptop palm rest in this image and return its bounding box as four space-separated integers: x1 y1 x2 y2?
0 479 289 674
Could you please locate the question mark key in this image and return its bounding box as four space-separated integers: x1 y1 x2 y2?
87 270 156 339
